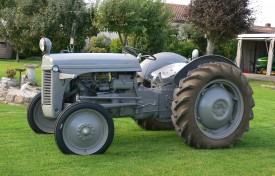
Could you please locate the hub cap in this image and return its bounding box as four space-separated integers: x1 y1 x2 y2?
197 86 234 129
63 109 108 154
77 124 95 141
195 79 244 139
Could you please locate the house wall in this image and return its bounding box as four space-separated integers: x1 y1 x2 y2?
0 39 12 59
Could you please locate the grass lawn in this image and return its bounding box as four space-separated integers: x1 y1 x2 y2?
0 58 42 86
0 79 275 175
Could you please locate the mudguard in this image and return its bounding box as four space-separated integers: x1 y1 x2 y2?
173 55 237 86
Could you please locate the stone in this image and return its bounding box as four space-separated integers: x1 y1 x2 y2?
0 89 8 96
6 94 15 102
14 96 24 104
0 81 37 106
24 97 32 105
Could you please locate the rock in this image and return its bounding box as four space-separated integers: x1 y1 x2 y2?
24 97 32 105
0 87 8 92
14 96 24 104
6 94 15 102
0 81 37 106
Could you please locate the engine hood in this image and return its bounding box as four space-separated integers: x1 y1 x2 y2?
42 53 141 74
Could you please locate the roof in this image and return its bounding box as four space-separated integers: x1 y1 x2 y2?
248 25 275 34
238 24 275 40
237 34 275 41
167 3 187 23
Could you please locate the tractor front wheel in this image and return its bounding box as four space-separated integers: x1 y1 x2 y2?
27 93 55 134
54 102 114 155
171 62 254 148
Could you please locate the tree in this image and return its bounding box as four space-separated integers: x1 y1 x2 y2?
0 0 97 61
35 0 97 53
0 0 15 11
95 0 173 53
185 0 252 54
0 0 36 61
181 23 206 54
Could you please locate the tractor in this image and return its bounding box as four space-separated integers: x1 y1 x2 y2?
27 38 254 155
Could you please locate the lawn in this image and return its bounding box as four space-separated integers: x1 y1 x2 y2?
1 59 275 175
0 79 275 175
0 58 42 86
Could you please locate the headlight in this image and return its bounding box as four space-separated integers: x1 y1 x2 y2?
39 37 52 54
52 65 60 72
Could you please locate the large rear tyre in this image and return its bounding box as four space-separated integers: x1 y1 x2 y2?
27 93 55 134
172 62 254 148
54 102 114 155
135 119 174 131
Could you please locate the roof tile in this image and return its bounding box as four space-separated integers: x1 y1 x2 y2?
248 26 275 34
167 3 187 23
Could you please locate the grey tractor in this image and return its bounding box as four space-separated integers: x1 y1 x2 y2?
27 38 254 155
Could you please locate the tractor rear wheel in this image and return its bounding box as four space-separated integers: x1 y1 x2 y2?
135 118 174 131
54 102 114 155
171 62 254 148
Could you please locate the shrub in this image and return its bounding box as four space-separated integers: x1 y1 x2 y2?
110 38 122 53
6 66 16 79
90 47 107 53
216 38 237 61
89 35 111 53
165 39 198 58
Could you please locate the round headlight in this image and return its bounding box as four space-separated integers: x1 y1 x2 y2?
52 65 60 72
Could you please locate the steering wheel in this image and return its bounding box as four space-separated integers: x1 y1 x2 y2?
124 46 156 60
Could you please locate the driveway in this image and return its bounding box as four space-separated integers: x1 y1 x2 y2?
244 73 275 82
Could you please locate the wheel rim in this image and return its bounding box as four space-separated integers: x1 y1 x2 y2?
195 79 244 139
63 109 109 155
34 99 55 133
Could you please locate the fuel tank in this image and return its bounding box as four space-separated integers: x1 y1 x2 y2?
138 52 188 81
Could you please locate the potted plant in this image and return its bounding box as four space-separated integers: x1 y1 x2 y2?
5 66 18 87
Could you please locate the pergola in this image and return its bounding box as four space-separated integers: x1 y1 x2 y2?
236 34 275 76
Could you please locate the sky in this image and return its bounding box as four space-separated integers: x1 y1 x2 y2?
165 0 275 27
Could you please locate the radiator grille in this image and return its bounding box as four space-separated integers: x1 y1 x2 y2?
43 70 52 105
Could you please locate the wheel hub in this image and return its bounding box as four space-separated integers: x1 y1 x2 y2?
197 86 234 129
77 123 95 141
213 100 227 117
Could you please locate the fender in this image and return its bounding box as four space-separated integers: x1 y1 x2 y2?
173 55 238 86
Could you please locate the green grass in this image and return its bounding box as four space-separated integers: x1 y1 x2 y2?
0 58 42 86
0 79 275 175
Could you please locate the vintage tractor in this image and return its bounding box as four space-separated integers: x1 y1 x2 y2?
27 38 254 155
